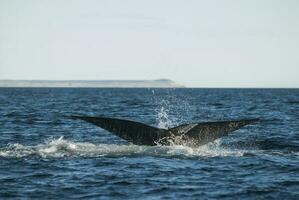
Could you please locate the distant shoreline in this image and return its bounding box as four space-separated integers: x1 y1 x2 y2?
0 79 184 88
0 80 298 89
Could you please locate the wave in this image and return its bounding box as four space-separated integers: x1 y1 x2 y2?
0 137 250 159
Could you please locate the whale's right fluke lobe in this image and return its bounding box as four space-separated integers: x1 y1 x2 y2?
69 116 165 145
69 115 259 146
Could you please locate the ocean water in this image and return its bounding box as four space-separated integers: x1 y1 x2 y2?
0 88 298 199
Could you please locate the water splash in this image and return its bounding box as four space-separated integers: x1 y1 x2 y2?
155 99 180 129
152 89 195 129
0 137 253 159
156 106 173 129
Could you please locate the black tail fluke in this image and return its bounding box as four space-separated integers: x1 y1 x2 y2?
69 116 259 146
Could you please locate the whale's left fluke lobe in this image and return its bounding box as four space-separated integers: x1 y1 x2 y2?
167 119 259 146
69 116 259 146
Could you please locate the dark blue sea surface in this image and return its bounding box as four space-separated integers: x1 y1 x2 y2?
0 88 298 199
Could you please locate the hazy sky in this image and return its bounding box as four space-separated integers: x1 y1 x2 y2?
0 0 298 87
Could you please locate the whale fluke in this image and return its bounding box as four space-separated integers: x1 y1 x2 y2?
69 116 259 146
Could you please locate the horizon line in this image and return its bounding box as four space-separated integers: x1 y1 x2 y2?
0 79 298 89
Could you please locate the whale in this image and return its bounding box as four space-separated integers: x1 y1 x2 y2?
69 116 259 146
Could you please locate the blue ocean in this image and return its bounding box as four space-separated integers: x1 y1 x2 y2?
0 88 298 199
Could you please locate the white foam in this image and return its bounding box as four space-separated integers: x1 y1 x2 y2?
0 137 250 158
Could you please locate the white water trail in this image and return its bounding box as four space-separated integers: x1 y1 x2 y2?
0 137 251 159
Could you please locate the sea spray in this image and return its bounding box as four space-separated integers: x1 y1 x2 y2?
0 137 250 158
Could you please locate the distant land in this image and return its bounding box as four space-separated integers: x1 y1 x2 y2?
0 79 184 88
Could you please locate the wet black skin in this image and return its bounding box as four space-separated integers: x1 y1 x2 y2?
69 116 259 146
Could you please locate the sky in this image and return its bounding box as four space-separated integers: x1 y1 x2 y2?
0 0 298 87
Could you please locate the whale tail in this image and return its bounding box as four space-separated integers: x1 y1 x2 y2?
69 116 259 146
